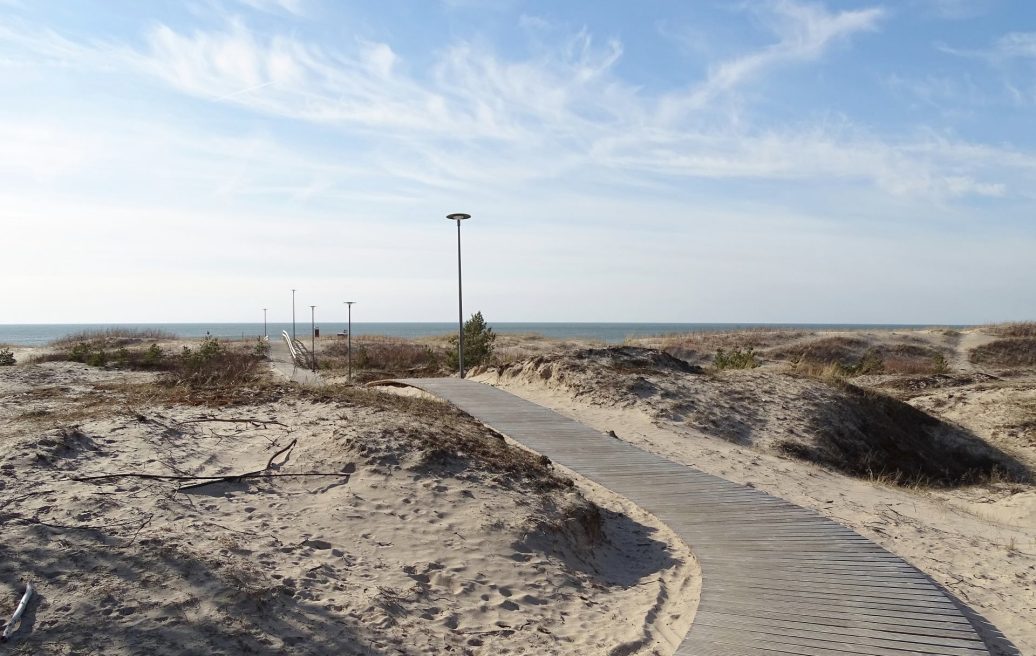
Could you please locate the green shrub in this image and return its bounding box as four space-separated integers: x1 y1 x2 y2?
0 348 15 366
142 343 164 367
714 347 758 369
447 311 497 370
85 349 108 367
253 338 270 359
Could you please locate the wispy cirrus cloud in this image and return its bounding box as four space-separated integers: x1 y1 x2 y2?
1 5 1026 202
233 0 306 16
659 1 885 117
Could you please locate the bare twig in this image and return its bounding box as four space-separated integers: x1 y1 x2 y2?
266 438 297 469
122 513 154 547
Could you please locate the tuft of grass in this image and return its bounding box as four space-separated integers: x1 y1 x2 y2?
970 337 1036 368
713 347 759 370
0 347 15 366
319 337 447 381
986 322 1036 338
784 340 948 377
771 336 870 367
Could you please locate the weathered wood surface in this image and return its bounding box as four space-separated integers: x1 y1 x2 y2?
384 378 990 656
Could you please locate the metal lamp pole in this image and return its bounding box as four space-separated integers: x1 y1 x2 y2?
309 305 316 372
262 308 268 338
446 213 471 378
344 301 355 382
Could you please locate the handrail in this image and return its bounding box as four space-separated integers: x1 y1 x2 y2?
281 331 298 365
282 330 314 370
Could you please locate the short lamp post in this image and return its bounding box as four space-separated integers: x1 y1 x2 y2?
309 305 316 372
446 213 471 378
344 301 356 382
262 308 268 338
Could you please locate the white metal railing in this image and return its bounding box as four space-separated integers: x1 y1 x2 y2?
281 330 314 370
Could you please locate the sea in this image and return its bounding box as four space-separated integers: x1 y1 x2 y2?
0 323 958 347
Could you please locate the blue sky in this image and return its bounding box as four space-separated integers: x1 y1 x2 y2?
1 0 1033 324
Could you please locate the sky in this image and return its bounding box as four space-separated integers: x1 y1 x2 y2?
0 0 1034 324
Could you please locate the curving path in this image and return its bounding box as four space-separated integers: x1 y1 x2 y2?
381 378 991 656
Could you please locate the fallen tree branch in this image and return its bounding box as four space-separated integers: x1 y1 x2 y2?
180 416 287 428
176 438 298 491
68 438 299 485
66 471 347 484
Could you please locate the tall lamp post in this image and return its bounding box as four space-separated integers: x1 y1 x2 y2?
446 213 471 378
262 308 268 338
344 301 356 382
292 289 297 340
309 305 316 372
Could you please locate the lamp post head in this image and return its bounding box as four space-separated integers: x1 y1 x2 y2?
446 213 471 222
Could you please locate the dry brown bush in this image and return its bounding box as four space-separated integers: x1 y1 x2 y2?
970 337 1036 367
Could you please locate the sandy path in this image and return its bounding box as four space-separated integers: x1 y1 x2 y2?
950 330 999 373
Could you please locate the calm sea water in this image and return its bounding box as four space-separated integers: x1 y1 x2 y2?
0 322 957 347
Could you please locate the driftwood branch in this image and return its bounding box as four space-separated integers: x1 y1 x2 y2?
63 438 353 493
1 582 34 642
67 471 347 484
180 416 287 428
176 438 298 491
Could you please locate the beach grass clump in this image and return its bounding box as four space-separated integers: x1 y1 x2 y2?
49 327 178 348
986 322 1036 338
970 337 1036 368
0 347 15 366
780 337 947 376
168 336 265 388
771 336 870 367
713 347 759 370
320 338 446 381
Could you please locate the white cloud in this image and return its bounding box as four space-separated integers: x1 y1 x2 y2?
234 0 306 16
1 5 1028 205
940 31 1036 62
915 0 993 20
994 32 1036 59
659 1 885 116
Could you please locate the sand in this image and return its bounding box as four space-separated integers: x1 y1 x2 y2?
0 357 698 655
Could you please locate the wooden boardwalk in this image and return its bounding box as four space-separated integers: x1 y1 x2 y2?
384 378 990 656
